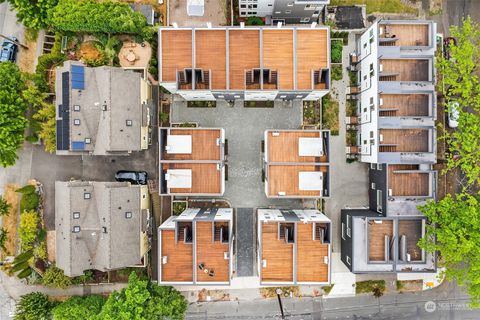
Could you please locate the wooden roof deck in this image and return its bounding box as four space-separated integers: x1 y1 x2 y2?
163 129 221 161
296 29 328 90
161 30 192 82
381 23 429 47
161 229 193 282
261 222 293 282
196 221 229 282
267 131 327 163
380 59 430 81
368 220 394 262
229 30 260 90
388 165 430 197
380 129 429 152
380 94 430 117
398 220 423 261
296 223 329 282
163 163 221 194
263 30 294 90
268 165 327 197
195 30 226 90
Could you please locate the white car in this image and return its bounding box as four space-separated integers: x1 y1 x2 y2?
448 101 460 128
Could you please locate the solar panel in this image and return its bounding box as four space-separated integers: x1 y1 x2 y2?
71 65 85 90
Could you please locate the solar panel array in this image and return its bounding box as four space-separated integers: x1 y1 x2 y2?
56 72 70 151
71 65 85 90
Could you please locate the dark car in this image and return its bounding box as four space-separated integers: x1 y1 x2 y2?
115 170 148 185
0 37 18 63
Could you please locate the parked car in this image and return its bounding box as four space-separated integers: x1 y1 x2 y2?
443 37 457 60
0 37 18 63
447 101 460 128
115 170 148 185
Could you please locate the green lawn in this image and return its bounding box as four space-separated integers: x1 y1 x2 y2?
330 0 417 14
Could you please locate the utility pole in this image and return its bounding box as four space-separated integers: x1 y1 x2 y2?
0 33 28 49
276 288 285 319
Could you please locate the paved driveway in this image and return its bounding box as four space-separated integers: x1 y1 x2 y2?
172 99 304 209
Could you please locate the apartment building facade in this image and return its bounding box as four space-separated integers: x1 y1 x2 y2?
238 0 329 25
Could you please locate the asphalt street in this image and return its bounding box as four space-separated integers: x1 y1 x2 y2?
431 0 480 36
0 2 24 50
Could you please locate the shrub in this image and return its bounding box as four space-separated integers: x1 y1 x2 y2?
16 185 39 213
355 280 386 295
18 211 39 252
49 0 147 34
42 266 72 289
52 295 105 320
14 292 54 320
331 65 343 81
246 16 264 26
0 228 7 252
33 103 56 153
34 52 66 92
0 196 11 216
331 40 343 63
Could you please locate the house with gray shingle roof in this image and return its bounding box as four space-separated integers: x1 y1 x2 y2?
55 181 150 277
55 61 152 155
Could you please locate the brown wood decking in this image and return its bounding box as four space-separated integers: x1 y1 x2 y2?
261 222 293 282
196 221 229 282
263 30 294 90
195 30 227 90
163 163 221 194
398 219 423 261
296 223 329 282
380 59 430 82
229 30 260 90
379 94 429 116
163 129 221 161
368 220 394 262
380 129 429 152
161 229 193 282
388 165 429 197
161 30 192 82
268 165 327 197
268 131 327 163
296 29 328 90
381 23 429 47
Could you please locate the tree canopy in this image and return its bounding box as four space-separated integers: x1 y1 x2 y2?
2 0 57 29
0 62 28 167
14 292 54 320
0 196 11 216
438 16 480 188
48 0 147 34
52 295 105 320
98 272 187 320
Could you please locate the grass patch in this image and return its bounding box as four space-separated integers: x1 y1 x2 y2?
172 201 187 216
322 94 339 135
330 0 418 14
396 280 405 291
187 101 216 108
355 280 386 294
331 65 343 81
331 39 343 63
260 286 300 298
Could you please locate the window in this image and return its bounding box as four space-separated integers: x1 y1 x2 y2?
285 10 291 14
300 17 310 23
73 226 81 233
363 74 367 80
363 42 367 49
74 119 81 126
370 97 374 105
304 4 314 10
249 11 257 14
73 105 80 111
85 138 91 144
369 63 374 77
126 120 133 126
84 192 91 199
240 4 246 8
341 222 345 240
346 215 351 237
371 182 376 190
125 212 133 219
142 194 147 199
248 4 257 8
377 164 382 170
73 212 80 219
346 256 351 265
370 131 374 138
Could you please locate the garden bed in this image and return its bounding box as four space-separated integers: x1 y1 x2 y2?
244 101 274 108
330 0 418 14
303 100 321 126
187 101 216 108
172 201 187 216
331 31 349 45
331 64 343 81
171 122 198 128
260 286 300 298
355 280 386 294
331 39 343 64
322 94 339 135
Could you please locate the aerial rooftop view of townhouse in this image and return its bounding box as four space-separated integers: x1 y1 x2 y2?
55 61 153 155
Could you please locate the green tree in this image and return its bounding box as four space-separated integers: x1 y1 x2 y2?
245 16 264 26
438 16 480 187
52 295 105 320
419 194 480 306
42 266 72 289
48 0 147 34
0 196 11 216
0 227 7 252
14 292 54 320
1 0 58 29
0 62 28 167
98 272 187 320
18 210 39 252
32 103 56 153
